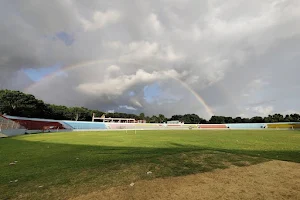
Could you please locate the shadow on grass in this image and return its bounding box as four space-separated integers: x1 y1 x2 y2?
0 138 300 200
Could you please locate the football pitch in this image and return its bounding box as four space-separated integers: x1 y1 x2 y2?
1 130 300 200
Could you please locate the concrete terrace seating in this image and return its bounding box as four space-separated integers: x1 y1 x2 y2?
227 123 266 129
4 115 68 133
267 123 300 129
63 121 107 130
12 119 66 131
0 115 23 130
199 124 227 129
106 123 135 129
0 115 26 137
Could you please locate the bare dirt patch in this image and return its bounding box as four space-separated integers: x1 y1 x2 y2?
71 160 300 200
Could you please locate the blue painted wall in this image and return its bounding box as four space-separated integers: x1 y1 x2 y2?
63 121 107 130
226 123 266 129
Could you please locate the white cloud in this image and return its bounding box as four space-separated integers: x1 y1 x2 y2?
238 113 249 118
119 105 137 110
163 46 185 62
120 41 185 62
106 65 120 72
104 65 122 80
147 13 164 34
103 41 124 49
80 10 121 31
282 110 299 115
1 0 300 118
247 79 269 90
77 69 181 96
251 105 274 116
205 5 276 39
241 78 270 98
130 98 143 108
126 41 159 59
186 75 199 85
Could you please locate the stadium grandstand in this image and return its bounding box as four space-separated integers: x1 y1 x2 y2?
1 114 148 135
2 113 300 138
92 113 146 123
5 115 69 133
167 120 184 124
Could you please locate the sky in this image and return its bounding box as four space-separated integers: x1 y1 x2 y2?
0 0 300 119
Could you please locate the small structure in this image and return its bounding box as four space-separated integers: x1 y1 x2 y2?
92 113 136 123
136 120 147 123
167 120 184 124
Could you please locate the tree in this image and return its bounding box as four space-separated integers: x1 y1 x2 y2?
264 115 274 123
290 114 300 122
209 116 225 124
158 114 166 123
242 118 251 123
224 117 234 123
91 110 105 119
47 104 70 120
3 89 300 124
67 107 92 121
145 116 150 123
234 117 243 123
169 115 183 121
139 113 145 120
271 114 284 122
199 118 207 124
0 89 47 118
149 115 159 123
250 116 264 123
180 114 201 124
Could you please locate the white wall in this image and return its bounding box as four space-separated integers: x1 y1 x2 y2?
25 129 72 134
1 129 26 137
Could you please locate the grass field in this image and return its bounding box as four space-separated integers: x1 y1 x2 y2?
1 130 300 200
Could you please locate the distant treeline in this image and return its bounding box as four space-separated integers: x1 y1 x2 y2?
1 89 300 124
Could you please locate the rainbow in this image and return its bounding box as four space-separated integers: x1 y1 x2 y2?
171 76 214 117
24 59 214 117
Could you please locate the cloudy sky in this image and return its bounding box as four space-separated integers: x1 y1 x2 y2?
1 0 300 119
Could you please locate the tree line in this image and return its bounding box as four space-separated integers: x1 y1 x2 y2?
1 89 300 124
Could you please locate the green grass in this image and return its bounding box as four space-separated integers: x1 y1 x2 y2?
1 130 300 200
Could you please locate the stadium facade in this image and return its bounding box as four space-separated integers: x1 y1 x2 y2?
1 114 300 137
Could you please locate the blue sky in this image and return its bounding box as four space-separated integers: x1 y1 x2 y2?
128 91 135 96
23 64 62 82
143 83 161 103
23 31 73 82
143 82 181 105
55 32 74 46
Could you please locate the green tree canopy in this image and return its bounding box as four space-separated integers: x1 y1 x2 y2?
0 90 47 118
2 89 300 124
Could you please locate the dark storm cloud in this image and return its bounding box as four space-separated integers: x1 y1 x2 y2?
1 0 300 118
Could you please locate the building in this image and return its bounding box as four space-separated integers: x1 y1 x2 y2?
167 120 184 124
92 113 145 123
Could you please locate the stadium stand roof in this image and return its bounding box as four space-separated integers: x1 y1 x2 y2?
4 115 61 122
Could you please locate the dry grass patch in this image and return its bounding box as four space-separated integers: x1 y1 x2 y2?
71 160 300 200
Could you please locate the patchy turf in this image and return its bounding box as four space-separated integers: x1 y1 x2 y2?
71 160 300 200
0 130 300 200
